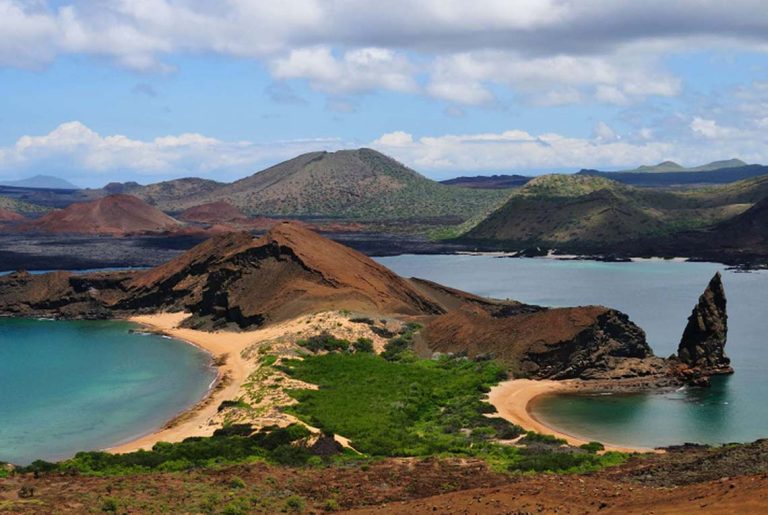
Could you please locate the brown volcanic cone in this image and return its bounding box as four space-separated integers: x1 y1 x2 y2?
24 194 182 235
124 221 445 328
179 201 248 224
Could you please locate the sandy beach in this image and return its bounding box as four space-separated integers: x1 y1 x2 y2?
488 379 660 454
107 312 259 453
107 311 385 454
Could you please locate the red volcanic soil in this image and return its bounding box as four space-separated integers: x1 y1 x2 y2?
127 221 445 327
0 208 24 222
23 194 183 236
179 200 248 223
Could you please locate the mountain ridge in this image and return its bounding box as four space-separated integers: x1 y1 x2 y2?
0 175 80 190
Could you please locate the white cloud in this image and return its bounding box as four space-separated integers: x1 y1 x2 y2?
1 0 767 105
271 46 418 95
373 131 414 146
426 50 681 105
4 111 768 186
371 121 768 173
0 121 346 184
593 121 617 141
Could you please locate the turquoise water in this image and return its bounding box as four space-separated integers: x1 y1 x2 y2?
377 255 768 448
0 319 216 465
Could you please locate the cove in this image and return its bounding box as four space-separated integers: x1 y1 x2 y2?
378 255 768 448
0 319 216 465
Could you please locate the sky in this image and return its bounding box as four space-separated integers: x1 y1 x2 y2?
1 1 768 187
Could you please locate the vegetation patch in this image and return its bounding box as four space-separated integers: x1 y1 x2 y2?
280 351 624 473
16 424 343 476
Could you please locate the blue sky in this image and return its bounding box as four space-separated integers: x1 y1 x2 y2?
1 1 768 187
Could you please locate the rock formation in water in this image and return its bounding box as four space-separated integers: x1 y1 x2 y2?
674 272 732 386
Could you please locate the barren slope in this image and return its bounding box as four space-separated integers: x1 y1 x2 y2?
23 194 183 236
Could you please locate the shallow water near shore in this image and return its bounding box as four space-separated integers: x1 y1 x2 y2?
0 319 215 465
378 255 768 448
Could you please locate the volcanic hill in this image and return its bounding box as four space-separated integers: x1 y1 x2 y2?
463 175 668 246
125 149 510 221
0 208 24 223
179 201 248 224
459 173 768 255
23 194 184 236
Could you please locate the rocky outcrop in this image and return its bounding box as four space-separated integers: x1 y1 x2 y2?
673 272 732 385
420 304 667 380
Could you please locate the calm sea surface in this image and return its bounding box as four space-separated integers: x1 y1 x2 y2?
0 319 215 465
377 255 768 448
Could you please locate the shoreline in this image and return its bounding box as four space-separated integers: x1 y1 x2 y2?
107 312 258 454
487 379 661 454
106 311 372 455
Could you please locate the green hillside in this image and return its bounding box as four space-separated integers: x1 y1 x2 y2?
462 173 767 247
621 158 748 173
0 195 49 215
131 149 511 222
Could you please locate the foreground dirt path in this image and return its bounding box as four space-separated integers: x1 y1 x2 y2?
488 379 658 453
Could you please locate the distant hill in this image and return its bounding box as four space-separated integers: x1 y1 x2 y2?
0 208 24 222
179 201 248 223
121 178 224 208
579 163 768 187
460 173 768 249
126 149 510 221
0 175 80 190
704 196 768 250
621 159 748 174
0 195 49 216
464 176 668 244
440 174 532 189
24 194 184 236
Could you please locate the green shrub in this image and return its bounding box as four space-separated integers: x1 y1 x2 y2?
580 441 606 453
285 495 306 512
381 323 423 361
520 432 567 445
323 497 340 511
100 497 119 512
18 424 317 476
229 476 247 489
260 354 278 366
296 333 351 353
352 337 374 353
221 498 250 515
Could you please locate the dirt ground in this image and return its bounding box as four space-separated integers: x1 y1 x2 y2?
2 450 768 514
